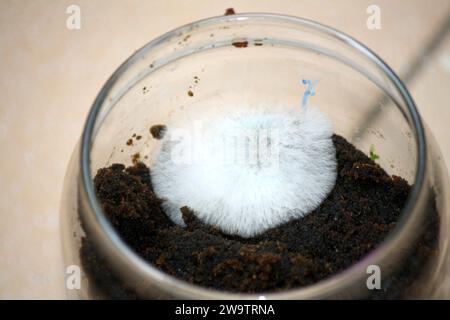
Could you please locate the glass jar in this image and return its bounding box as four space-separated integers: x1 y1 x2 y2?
60 13 450 299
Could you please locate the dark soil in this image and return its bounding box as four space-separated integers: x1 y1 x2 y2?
82 134 438 297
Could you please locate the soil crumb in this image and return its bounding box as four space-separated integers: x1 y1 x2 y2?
225 8 236 16
149 124 166 140
131 152 140 165
232 40 248 48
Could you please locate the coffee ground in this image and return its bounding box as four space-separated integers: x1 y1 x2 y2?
82 134 437 297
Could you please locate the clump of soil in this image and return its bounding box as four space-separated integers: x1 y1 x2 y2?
232 40 248 48
149 124 166 140
225 8 236 16
82 134 438 297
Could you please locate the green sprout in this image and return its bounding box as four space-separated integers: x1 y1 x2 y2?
369 144 380 162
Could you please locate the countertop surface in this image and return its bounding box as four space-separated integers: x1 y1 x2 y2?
0 0 449 299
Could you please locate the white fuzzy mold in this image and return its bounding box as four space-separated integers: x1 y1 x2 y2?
150 107 337 237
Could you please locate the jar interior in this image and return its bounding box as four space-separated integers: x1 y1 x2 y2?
90 16 418 184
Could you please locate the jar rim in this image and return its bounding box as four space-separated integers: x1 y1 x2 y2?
79 13 427 299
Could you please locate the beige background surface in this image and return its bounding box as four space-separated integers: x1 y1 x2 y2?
0 0 449 299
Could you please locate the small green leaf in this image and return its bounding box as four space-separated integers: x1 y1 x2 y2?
369 144 380 162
